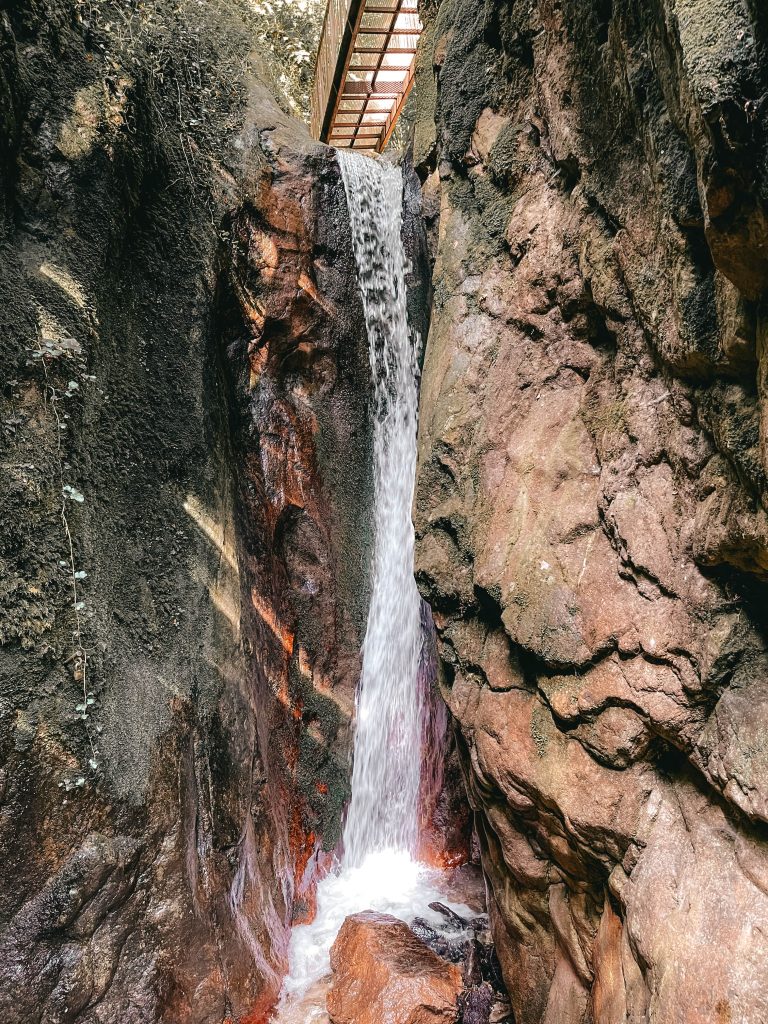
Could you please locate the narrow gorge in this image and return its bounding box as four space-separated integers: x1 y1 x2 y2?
1 1 768 1023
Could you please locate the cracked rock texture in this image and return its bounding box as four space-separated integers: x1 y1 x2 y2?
413 0 768 1021
0 2 374 1020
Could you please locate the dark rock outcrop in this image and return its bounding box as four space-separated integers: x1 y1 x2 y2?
0 2 373 1020
413 0 768 1021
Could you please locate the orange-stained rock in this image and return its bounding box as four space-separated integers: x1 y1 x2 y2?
327 912 462 1024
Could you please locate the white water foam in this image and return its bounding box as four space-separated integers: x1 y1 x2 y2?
281 851 471 1008
274 151 468 1018
338 149 425 867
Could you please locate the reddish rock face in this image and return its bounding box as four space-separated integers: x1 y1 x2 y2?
220 92 374 937
327 912 462 1024
412 0 768 1021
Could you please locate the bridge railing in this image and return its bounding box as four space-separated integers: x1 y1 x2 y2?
310 0 360 143
310 0 421 153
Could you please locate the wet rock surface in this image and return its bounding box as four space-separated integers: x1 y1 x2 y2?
422 906 512 1024
327 901 511 1024
328 911 463 1024
413 0 768 1021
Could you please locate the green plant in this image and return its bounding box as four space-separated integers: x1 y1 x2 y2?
32 336 100 777
244 0 326 119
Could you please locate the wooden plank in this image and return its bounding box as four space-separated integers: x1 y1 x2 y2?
311 0 355 140
351 46 417 53
342 85 402 96
330 126 389 137
312 0 422 150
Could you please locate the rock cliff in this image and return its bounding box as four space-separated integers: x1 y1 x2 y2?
413 1 768 1021
0 2 373 1020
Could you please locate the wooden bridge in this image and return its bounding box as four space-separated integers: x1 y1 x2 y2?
310 0 421 153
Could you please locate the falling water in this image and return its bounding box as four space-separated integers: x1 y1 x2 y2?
274 153 470 1019
338 150 425 867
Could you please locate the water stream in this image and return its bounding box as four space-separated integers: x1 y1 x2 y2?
274 151 470 1021
338 150 425 866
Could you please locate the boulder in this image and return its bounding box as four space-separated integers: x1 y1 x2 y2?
327 912 462 1024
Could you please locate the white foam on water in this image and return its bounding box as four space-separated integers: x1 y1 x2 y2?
280 850 472 1005
339 149 425 869
273 151 461 1020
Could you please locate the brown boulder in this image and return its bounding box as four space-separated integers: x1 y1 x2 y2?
327 912 462 1024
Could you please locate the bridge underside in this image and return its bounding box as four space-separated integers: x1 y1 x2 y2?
311 0 421 153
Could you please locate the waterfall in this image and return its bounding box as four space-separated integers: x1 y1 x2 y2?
274 154 470 1019
337 150 425 867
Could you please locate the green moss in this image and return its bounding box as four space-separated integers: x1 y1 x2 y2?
448 174 514 262
488 121 526 189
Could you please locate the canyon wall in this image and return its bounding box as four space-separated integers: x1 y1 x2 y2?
5 0 768 1021
0 2 373 1020
413 0 768 1021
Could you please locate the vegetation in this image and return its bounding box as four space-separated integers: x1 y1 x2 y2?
73 0 325 134
247 0 326 120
